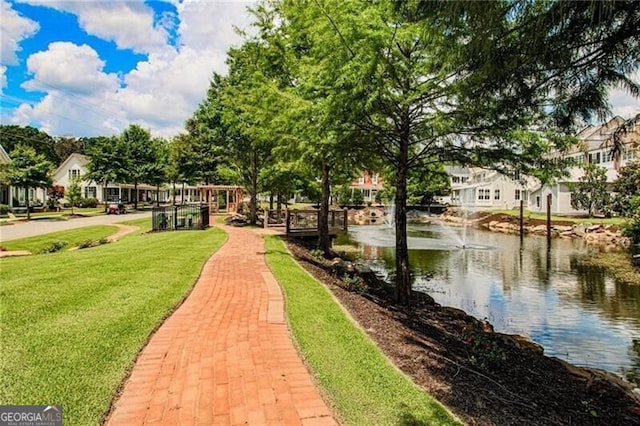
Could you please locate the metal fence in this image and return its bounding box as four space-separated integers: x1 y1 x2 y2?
151 204 209 231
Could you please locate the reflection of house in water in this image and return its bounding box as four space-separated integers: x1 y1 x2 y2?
360 244 386 261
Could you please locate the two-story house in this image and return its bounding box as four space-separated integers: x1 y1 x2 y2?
348 171 384 204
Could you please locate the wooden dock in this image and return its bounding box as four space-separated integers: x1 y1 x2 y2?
284 209 348 238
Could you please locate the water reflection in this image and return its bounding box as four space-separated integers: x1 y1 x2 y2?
348 224 640 385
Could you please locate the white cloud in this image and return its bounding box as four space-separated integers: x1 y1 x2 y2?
1 0 39 65
0 65 7 93
17 0 167 53
8 2 255 137
22 42 120 94
609 72 640 119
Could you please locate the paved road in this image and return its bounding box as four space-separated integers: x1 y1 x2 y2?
0 211 152 242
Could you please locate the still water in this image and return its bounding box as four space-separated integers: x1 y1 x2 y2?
347 224 640 384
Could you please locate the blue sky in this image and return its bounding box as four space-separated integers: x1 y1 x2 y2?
1 0 254 137
1 0 638 138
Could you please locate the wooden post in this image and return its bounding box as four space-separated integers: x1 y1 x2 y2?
519 199 524 242
226 189 230 213
343 208 348 231
264 209 268 229
546 194 552 243
285 209 290 235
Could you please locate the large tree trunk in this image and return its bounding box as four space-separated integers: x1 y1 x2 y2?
318 160 331 256
395 130 411 305
25 186 31 220
133 181 138 210
172 182 176 205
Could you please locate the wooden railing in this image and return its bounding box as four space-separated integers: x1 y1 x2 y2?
285 209 348 237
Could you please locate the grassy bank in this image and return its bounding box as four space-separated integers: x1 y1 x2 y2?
578 251 640 286
1 225 118 253
488 209 627 226
264 235 460 426
0 225 227 425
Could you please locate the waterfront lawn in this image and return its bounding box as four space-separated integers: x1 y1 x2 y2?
2 225 118 253
264 236 460 426
0 226 227 425
490 209 627 226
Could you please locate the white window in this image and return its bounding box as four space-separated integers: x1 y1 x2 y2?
515 189 521 200
68 169 81 181
84 186 96 198
536 196 540 208
494 189 500 200
358 175 364 184
372 173 379 184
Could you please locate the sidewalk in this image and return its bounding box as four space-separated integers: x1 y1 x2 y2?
106 225 337 426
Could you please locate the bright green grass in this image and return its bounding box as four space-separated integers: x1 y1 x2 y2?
2 225 118 253
489 209 627 225
0 227 227 425
264 236 461 426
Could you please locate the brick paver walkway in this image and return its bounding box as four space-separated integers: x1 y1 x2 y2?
106 225 337 425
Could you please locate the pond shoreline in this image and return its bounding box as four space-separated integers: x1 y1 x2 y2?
288 240 640 425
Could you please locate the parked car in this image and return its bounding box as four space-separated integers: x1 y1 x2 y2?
107 203 127 215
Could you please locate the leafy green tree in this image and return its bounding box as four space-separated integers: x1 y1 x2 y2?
120 124 154 210
283 0 638 304
66 176 82 215
0 125 57 164
569 163 611 217
351 189 365 206
145 138 169 206
54 136 85 163
337 185 352 206
612 159 640 216
86 136 127 212
3 145 53 220
406 163 451 206
167 134 201 205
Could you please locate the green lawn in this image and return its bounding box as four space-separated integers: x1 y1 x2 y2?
2 225 118 253
488 209 628 226
264 236 460 426
0 226 227 425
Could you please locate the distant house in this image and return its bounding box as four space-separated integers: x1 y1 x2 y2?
0 143 47 209
52 153 189 204
529 116 638 215
447 165 536 211
348 171 384 203
446 115 639 215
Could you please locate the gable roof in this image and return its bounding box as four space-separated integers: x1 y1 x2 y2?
0 144 11 164
53 153 90 178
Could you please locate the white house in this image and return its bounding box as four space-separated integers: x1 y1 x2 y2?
52 153 200 204
529 116 638 215
447 115 639 215
448 165 536 211
0 143 47 209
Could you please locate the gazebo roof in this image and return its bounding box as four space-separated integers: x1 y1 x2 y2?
197 185 244 190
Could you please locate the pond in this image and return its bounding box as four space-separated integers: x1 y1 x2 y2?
346 223 640 385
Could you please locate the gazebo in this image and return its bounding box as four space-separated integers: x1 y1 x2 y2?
198 185 245 214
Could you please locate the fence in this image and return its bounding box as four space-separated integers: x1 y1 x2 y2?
151 204 209 231
285 209 348 237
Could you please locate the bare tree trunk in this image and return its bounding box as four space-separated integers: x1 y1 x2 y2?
133 181 138 210
172 182 176 205
319 160 331 256
25 186 31 220
249 151 258 226
395 120 411 305
269 193 274 210
276 193 282 220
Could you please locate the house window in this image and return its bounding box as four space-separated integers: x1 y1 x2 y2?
452 176 460 184
372 173 379 184
604 150 614 163
68 169 81 180
494 189 500 200
106 188 120 202
358 175 364 184
536 196 540 208
84 186 96 199
514 171 520 180
515 189 521 200
478 189 490 200
588 152 601 164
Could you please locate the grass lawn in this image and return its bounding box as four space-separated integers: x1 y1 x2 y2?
1 225 118 253
264 236 460 426
488 209 628 226
0 226 227 425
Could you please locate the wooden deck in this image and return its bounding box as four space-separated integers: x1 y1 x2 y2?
284 209 348 238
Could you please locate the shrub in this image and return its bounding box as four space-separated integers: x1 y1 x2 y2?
343 275 368 294
39 241 68 254
77 238 110 249
309 248 324 259
78 197 98 208
0 204 10 215
351 190 365 206
461 325 507 371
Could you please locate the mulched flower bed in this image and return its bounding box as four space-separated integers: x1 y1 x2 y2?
285 240 640 426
